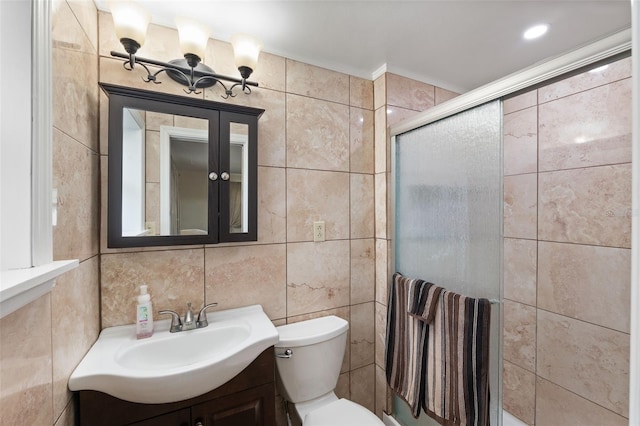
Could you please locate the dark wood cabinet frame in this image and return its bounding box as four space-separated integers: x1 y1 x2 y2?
101 83 264 248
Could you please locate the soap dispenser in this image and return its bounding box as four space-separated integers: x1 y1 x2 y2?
136 285 154 339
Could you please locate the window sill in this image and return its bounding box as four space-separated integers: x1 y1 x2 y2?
0 259 79 319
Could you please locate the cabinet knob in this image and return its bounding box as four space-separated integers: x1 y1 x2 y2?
221 172 230 181
208 172 218 181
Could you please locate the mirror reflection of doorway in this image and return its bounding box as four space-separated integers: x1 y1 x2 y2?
121 108 146 236
228 133 248 234
158 126 248 236
170 137 208 235
160 126 209 236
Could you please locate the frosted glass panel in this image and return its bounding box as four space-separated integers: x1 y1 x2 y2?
393 100 502 426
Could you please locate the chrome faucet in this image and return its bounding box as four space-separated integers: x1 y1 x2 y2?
158 302 218 333
183 302 196 330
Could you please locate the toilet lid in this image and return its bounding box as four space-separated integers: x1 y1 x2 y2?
304 398 385 426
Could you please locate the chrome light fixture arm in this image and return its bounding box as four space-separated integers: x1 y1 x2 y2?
222 80 252 98
121 58 158 86
111 50 258 98
190 75 251 99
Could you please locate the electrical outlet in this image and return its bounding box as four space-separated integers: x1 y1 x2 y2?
313 221 325 242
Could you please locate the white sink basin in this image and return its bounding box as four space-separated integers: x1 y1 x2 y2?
69 304 278 404
115 323 250 371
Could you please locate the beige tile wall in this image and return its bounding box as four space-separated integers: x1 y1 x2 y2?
1 5 629 426
0 1 101 425
502 56 632 426
98 16 461 420
97 11 377 423
372 72 460 417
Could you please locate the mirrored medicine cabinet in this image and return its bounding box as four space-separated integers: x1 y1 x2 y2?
101 83 264 248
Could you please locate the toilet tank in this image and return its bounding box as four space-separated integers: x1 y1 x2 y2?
275 316 348 404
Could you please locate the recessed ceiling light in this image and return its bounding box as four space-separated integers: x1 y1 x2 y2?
523 24 549 40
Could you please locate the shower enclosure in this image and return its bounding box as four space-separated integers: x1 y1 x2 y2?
392 100 503 426
384 27 633 426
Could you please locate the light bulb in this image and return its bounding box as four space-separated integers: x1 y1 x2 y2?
108 0 150 48
175 17 210 61
231 33 262 77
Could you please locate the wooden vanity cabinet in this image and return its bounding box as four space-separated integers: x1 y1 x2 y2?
191 383 274 426
77 347 275 426
128 408 190 426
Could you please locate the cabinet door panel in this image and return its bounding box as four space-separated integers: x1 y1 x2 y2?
218 111 258 243
192 383 275 426
127 408 190 426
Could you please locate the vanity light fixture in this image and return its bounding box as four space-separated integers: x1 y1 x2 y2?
107 0 262 98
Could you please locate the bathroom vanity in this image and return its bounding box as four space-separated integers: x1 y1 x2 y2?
69 305 279 426
77 347 275 426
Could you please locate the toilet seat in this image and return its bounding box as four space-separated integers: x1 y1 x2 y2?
304 398 385 426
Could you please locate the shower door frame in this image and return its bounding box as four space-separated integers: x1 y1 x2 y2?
387 26 637 424
391 100 504 426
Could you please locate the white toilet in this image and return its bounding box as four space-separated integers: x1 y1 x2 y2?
275 315 385 426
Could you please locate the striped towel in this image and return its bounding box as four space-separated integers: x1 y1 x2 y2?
408 278 444 324
418 290 492 426
385 273 442 417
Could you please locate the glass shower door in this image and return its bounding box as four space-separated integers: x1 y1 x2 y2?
392 100 502 426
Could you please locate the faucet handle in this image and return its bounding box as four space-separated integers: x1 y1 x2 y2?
157 310 182 332
197 302 218 328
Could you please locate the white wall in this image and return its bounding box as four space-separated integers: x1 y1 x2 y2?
0 0 32 270
629 0 639 422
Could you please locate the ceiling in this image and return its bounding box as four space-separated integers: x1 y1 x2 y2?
96 1 632 93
